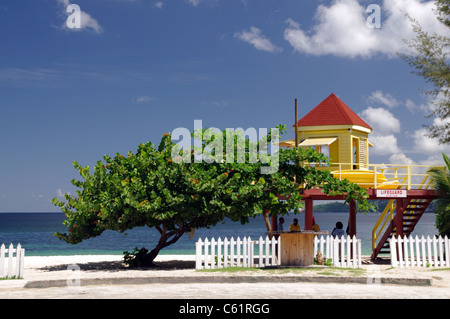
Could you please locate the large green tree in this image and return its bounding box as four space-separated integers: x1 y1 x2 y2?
400 0 450 144
53 126 373 266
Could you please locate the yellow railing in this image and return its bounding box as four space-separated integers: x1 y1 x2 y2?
372 199 396 251
371 173 436 251
306 162 444 190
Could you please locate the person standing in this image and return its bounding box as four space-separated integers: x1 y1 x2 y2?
331 221 345 238
277 217 285 231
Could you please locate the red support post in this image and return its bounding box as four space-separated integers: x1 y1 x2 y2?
271 214 277 232
305 198 313 230
396 199 404 238
348 200 356 237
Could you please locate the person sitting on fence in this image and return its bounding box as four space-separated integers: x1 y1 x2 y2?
277 217 285 231
331 221 345 239
289 218 301 232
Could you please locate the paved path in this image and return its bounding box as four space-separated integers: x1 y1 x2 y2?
2 255 449 300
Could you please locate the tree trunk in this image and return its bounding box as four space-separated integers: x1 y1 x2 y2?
126 223 187 267
263 210 273 240
263 210 272 232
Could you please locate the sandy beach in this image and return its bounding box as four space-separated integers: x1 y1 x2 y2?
21 254 198 281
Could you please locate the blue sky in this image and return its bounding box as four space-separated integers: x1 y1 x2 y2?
0 0 449 212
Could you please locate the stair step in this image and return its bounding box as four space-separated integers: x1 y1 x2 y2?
371 194 435 260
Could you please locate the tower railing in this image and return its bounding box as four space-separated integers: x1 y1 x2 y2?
302 162 444 190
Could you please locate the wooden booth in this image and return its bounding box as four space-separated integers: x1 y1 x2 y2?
267 230 328 266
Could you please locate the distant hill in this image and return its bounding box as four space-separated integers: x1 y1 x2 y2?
313 200 437 213
313 202 348 212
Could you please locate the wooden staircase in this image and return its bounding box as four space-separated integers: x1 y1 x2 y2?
371 197 433 259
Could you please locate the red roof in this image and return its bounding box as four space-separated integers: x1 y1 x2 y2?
294 93 372 130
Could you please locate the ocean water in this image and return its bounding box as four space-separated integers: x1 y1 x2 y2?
0 212 439 257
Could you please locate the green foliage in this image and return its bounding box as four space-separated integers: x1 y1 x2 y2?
400 1 450 144
123 247 153 268
436 0 450 27
53 126 374 266
428 153 450 236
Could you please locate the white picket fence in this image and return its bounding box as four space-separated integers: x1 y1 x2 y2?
0 243 25 279
314 235 362 268
195 235 362 269
390 235 450 268
195 236 280 270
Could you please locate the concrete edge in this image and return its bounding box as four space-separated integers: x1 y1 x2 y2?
22 275 433 289
0 279 29 289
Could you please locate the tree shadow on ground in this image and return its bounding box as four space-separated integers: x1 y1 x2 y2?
37 260 196 272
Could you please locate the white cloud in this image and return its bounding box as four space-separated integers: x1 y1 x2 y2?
419 154 446 165
57 0 103 34
357 91 448 166
412 127 450 154
366 90 429 114
359 93 449 164
369 134 401 156
361 107 401 134
283 0 446 58
186 0 201 6
135 95 155 103
367 90 401 108
404 99 428 113
360 105 403 157
235 26 282 53
0 67 60 87
56 189 64 198
201 99 237 107
389 152 415 165
79 12 103 33
411 126 450 167
154 1 163 9
57 188 70 198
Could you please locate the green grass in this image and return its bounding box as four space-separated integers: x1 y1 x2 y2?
0 276 22 280
429 267 450 271
198 267 255 273
198 266 366 276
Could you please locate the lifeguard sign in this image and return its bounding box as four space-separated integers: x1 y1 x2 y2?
376 189 407 198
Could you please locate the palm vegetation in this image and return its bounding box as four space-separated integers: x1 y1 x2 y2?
428 153 450 236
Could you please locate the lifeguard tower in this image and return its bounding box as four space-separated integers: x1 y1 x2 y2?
279 93 372 171
277 93 442 260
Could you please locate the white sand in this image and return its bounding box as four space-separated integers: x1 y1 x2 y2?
22 254 198 281
25 254 195 268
